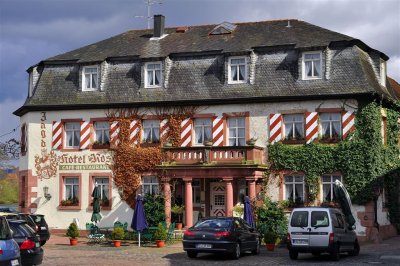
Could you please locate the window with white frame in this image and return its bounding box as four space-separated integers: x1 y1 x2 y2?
142 120 160 143
194 118 212 145
284 114 305 140
142 176 159 195
145 62 162 88
228 117 245 146
285 175 305 203
64 177 79 203
228 57 247 84
65 122 80 148
192 179 201 206
82 66 98 91
380 59 387 87
320 113 341 139
93 177 110 206
321 175 342 202
94 121 110 144
302 52 322 79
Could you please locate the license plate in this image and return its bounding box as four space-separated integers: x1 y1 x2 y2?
41 226 47 230
293 239 308 245
35 242 40 247
196 244 212 248
11 259 19 266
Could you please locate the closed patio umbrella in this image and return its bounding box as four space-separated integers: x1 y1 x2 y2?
91 186 102 224
243 196 255 228
334 180 356 228
131 194 148 247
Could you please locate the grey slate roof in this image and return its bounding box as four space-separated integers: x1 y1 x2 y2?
15 19 397 115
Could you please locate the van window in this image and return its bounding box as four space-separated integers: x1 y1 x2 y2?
335 213 344 229
290 211 308 227
311 211 329 227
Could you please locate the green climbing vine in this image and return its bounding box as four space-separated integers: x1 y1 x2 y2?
268 101 400 206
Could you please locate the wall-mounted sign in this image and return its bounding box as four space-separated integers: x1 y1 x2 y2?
59 164 110 170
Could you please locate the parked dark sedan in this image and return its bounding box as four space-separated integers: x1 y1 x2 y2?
7 220 44 266
182 217 260 259
30 215 50 246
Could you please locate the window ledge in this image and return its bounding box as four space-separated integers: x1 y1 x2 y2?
61 148 80 152
87 206 112 211
282 139 306 145
141 143 161 148
58 205 81 210
318 138 340 144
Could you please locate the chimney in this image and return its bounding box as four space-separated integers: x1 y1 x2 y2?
153 14 165 38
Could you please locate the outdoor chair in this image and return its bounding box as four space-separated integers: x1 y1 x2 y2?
87 224 105 244
166 222 175 244
114 221 123 229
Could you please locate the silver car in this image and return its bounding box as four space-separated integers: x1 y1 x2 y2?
287 207 360 261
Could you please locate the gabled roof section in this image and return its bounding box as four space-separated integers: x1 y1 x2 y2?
209 22 237 35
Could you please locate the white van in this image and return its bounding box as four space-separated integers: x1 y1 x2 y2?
287 207 360 261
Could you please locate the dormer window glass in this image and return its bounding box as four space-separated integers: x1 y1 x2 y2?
145 62 162 88
380 59 386 87
302 52 322 79
228 57 247 84
82 66 98 91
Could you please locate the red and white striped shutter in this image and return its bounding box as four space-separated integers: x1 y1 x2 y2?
52 121 63 150
305 112 319 144
129 119 140 145
342 111 355 140
180 118 192 147
79 121 91 149
212 115 224 146
160 119 169 143
269 114 282 144
110 121 120 146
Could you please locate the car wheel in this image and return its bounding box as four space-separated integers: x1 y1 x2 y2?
348 240 360 256
187 251 197 258
40 240 47 246
330 244 340 261
252 239 260 255
289 250 298 260
232 243 241 260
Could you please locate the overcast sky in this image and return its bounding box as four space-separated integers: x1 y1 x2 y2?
0 0 399 144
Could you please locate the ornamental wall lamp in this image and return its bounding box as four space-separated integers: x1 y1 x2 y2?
43 186 52 200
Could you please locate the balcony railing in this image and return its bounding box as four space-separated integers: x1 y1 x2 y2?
161 145 265 165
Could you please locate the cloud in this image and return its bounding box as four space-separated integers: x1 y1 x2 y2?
387 56 400 82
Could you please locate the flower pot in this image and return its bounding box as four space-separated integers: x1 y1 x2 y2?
70 238 78 246
155 240 165 248
113 240 121 247
175 223 183 230
265 243 275 251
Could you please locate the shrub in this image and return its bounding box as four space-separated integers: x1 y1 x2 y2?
111 227 125 240
153 223 167 241
143 193 165 227
66 222 80 239
256 196 287 243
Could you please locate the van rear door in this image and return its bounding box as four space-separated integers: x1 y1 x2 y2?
289 210 310 247
309 210 330 247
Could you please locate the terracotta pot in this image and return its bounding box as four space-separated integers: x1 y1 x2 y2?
113 240 121 247
155 240 165 248
70 238 78 246
175 223 183 230
265 243 275 251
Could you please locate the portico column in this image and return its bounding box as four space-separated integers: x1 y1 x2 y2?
246 177 257 200
224 177 234 217
162 177 172 225
183 177 193 228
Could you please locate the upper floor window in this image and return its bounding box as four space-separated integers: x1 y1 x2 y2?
94 121 110 144
142 176 159 195
302 52 322 80
380 59 387 87
145 62 162 88
320 113 341 140
284 175 305 203
65 122 80 148
82 66 98 91
321 175 342 202
143 120 160 143
228 57 247 84
228 117 245 146
283 114 304 140
194 118 212 145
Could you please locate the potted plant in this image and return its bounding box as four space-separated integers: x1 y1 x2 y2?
171 204 185 230
204 140 213 146
66 222 80 246
111 227 125 247
153 223 167 248
263 231 278 251
92 140 110 149
246 137 257 146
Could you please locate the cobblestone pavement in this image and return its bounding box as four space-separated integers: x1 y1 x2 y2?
41 234 400 266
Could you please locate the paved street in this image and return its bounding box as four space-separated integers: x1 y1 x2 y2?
40 234 400 265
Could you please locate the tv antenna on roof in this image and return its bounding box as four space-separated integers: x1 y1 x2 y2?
135 0 163 29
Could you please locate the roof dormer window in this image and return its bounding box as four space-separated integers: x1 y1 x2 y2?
145 62 162 88
302 51 322 80
82 66 98 91
228 56 247 84
380 59 387 87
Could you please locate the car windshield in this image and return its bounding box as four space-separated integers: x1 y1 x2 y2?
0 218 12 240
194 219 232 229
290 211 308 228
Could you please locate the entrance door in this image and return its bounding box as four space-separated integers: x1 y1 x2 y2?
210 182 226 216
